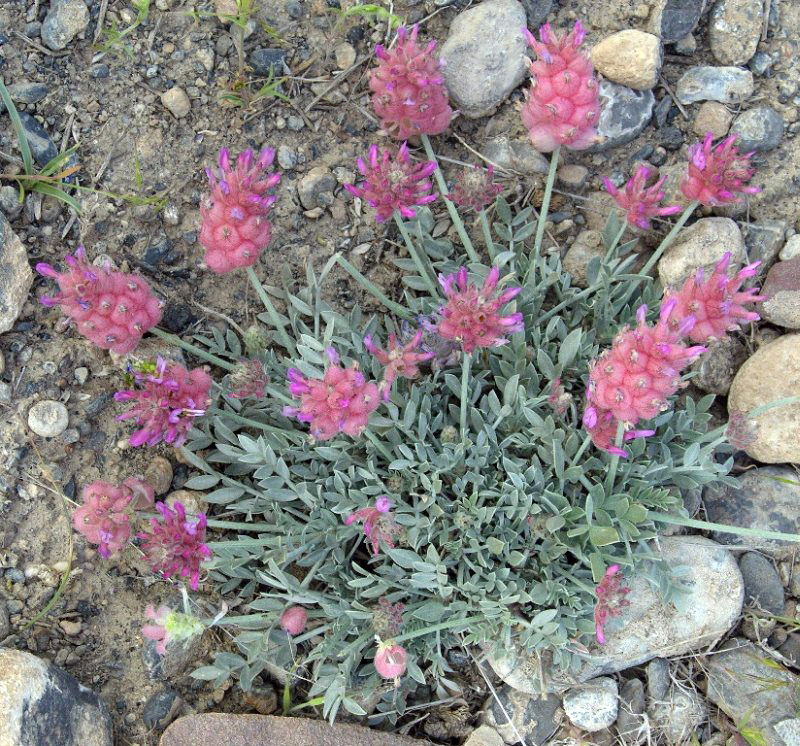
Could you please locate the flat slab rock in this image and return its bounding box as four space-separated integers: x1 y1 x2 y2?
160 714 431 746
0 211 33 334
487 536 742 694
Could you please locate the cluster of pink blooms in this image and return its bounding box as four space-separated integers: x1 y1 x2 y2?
449 165 504 212
280 606 308 636
521 21 600 152
114 358 212 447
368 25 453 140
681 132 760 206
603 166 682 231
364 330 432 401
584 253 764 456
199 147 280 273
73 478 154 559
283 348 380 440
436 266 524 353
227 358 270 399
344 496 400 556
36 246 162 355
138 501 212 590
345 143 437 222
593 564 631 644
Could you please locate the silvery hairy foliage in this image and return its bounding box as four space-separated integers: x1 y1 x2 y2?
180 200 736 722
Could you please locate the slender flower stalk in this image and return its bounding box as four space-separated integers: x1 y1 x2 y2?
603 166 682 230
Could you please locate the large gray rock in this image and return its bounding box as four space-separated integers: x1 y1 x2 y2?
487 536 743 694
41 0 89 51
727 334 800 464
657 217 746 287
648 0 707 42
589 81 654 152
730 106 785 152
590 30 663 90
0 648 112 746
760 258 800 329
706 639 800 745
709 0 764 66
563 677 618 732
675 65 754 105
649 686 707 743
616 678 646 744
482 686 561 745
739 552 785 614
0 212 32 334
743 219 788 268
481 137 548 176
692 336 747 395
704 466 800 552
441 0 528 119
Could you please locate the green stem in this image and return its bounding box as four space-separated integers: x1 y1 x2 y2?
364 429 394 462
639 200 699 278
394 614 486 643
420 133 479 264
532 146 561 262
150 327 236 370
604 421 624 492
245 265 296 355
394 212 439 297
207 406 303 440
479 209 496 261
650 512 800 544
460 351 472 443
205 519 283 531
333 254 414 320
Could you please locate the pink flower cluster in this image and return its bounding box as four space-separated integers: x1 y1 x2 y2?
449 165 504 212
584 255 764 455
115 358 212 447
603 166 682 231
521 21 600 152
199 147 280 273
280 606 308 636
364 330 432 402
345 143 437 223
345 496 400 556
36 246 162 355
369 24 453 140
283 349 380 440
436 266 523 353
374 641 408 681
593 564 631 644
681 132 760 206
138 501 212 590
73 478 154 559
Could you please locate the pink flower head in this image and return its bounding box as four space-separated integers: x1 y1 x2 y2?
369 24 453 140
114 358 212 447
681 133 761 207
594 564 631 644
372 597 405 637
603 166 682 231
345 143 437 223
521 21 601 152
283 348 380 440
582 405 655 458
73 480 134 559
141 603 205 655
280 606 308 636
436 266 524 353
199 146 281 273
586 301 706 425
345 496 399 555
449 165 504 212
663 252 765 343
137 501 212 590
36 246 162 354
374 641 408 681
228 358 269 399
364 330 433 402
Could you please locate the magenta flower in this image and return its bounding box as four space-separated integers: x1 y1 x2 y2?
283 348 381 441
663 252 765 343
345 496 400 555
345 143 437 223
36 245 162 354
199 147 281 273
582 404 655 458
368 24 453 140
137 501 212 590
364 330 433 401
73 480 133 559
594 564 631 644
449 165 504 212
521 21 601 152
681 132 761 206
115 357 212 447
227 358 269 399
603 166 682 231
436 266 524 353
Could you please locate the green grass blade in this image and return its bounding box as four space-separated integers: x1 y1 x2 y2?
0 79 34 175
39 145 80 177
33 182 82 213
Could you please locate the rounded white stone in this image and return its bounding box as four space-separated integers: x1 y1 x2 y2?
27 400 69 438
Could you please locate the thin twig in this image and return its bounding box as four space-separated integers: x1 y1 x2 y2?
190 299 247 338
304 55 370 113
762 0 771 41
659 75 688 120
94 0 109 43
11 30 71 56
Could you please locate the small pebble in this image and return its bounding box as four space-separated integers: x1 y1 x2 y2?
334 42 356 69
59 619 82 636
28 400 69 438
74 367 89 384
161 87 191 118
